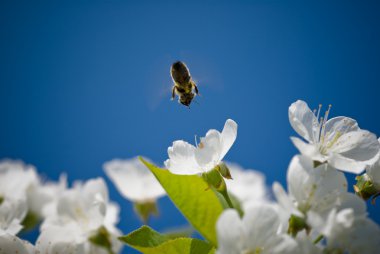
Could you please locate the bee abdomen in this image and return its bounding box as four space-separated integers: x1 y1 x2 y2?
171 61 191 84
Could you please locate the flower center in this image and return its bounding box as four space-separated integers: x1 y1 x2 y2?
312 104 331 144
312 104 349 155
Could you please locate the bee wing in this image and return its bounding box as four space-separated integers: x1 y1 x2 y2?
147 82 175 111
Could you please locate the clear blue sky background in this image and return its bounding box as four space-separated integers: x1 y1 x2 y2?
1 1 380 253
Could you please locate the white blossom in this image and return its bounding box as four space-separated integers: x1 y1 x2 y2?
292 231 322 254
165 119 237 175
224 162 268 209
0 160 39 203
273 155 348 230
0 199 34 254
37 178 122 254
216 204 297 254
365 138 380 189
289 100 380 174
28 174 67 218
0 234 35 254
309 207 380 254
103 157 165 203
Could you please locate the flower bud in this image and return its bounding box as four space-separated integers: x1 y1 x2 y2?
216 162 233 179
354 174 380 203
202 167 226 192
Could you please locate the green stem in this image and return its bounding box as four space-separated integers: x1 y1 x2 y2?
220 189 234 209
313 234 324 244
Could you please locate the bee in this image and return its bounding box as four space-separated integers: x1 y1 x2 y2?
170 61 199 107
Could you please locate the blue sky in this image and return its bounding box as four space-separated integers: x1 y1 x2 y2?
1 1 380 253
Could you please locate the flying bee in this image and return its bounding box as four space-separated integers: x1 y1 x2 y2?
170 61 199 107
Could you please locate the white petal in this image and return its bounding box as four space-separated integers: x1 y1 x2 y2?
104 202 121 236
288 100 318 143
0 160 39 202
165 140 201 174
243 204 281 251
328 130 380 173
225 162 267 207
104 157 165 202
194 130 222 171
287 155 347 214
36 224 86 254
219 119 238 160
323 116 359 141
216 209 244 254
0 234 35 254
272 182 300 217
366 146 380 187
336 192 367 217
0 199 27 235
290 137 326 162
340 217 380 254
293 231 322 254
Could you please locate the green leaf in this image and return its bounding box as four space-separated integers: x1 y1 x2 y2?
140 157 224 246
119 225 215 254
120 225 169 248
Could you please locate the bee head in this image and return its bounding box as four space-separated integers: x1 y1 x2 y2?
172 61 186 71
179 92 194 107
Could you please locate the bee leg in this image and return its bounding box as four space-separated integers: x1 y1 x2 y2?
193 83 199 95
171 86 176 100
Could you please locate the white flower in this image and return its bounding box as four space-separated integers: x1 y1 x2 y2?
309 208 380 254
289 100 380 174
28 174 67 218
0 199 34 254
0 159 64 219
224 162 268 209
36 223 86 254
273 155 348 227
365 138 380 189
103 157 165 203
292 231 322 254
165 119 237 175
0 198 27 236
216 204 297 254
0 234 35 254
37 178 122 254
0 160 39 202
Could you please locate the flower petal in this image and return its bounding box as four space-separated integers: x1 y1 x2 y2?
216 209 244 254
225 162 267 207
243 204 281 251
287 155 347 214
328 130 380 173
104 157 165 202
272 182 301 217
0 234 35 254
366 140 380 187
36 224 86 254
194 130 222 171
289 100 318 143
219 119 238 160
290 137 326 162
324 116 359 141
165 140 201 175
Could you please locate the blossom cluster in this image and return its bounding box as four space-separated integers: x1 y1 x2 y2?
0 161 122 254
1 99 380 254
